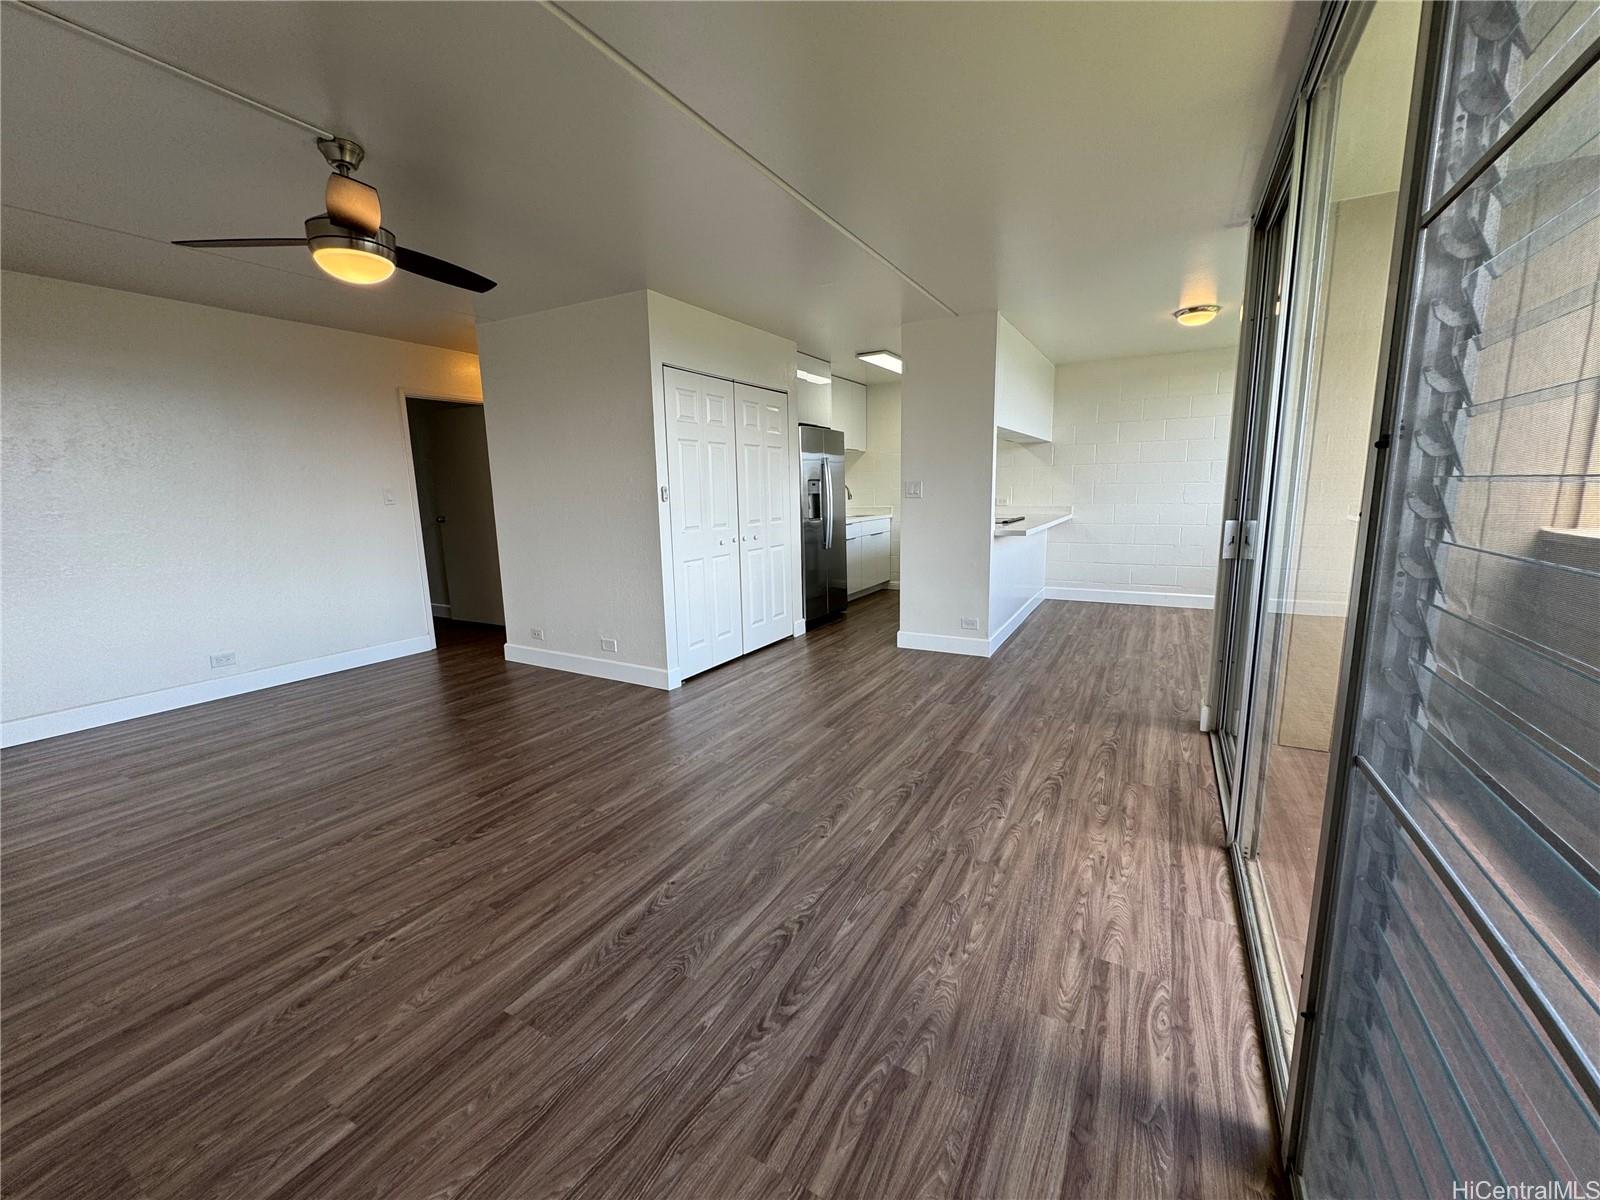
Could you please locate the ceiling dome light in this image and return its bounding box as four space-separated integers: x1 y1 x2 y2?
305 216 397 285
1173 304 1222 327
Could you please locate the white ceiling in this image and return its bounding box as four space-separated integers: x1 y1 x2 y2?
2 2 1314 368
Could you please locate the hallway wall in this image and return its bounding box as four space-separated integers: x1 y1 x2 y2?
406 399 505 626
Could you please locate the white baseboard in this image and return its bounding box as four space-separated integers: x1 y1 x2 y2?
430 602 451 618
793 618 807 638
1044 587 1214 610
848 582 891 601
1 635 437 749
989 588 1045 654
896 629 992 657
504 642 678 690
887 580 901 590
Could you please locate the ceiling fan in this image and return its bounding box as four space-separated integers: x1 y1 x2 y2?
173 138 496 293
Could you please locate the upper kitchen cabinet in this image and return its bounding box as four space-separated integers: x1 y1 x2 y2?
832 376 868 451
994 316 1053 443
796 353 833 426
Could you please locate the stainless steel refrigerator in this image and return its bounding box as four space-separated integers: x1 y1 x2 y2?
799 424 847 624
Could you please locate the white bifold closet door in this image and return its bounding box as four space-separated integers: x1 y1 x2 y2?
665 367 743 677
665 368 792 679
734 382 791 654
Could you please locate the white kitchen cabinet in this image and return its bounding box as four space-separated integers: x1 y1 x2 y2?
994 316 1054 444
832 377 867 451
796 353 832 426
846 516 892 596
864 527 891 584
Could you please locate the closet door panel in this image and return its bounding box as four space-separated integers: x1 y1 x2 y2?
735 383 792 652
665 367 743 677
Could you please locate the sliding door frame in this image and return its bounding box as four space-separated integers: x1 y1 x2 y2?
1208 133 1298 837
1206 0 1446 1153
1208 131 1305 1116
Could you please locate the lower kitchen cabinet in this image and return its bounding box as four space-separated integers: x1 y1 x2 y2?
845 516 892 596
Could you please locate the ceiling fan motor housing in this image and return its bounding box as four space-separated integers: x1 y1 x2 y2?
316 136 366 175
305 216 394 257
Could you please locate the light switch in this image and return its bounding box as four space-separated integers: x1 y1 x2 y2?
903 480 923 499
383 488 397 506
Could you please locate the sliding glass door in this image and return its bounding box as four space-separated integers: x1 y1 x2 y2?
1215 0 1425 1094
1292 1 1600 1191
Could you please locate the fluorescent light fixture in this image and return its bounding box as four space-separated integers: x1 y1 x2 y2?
1172 304 1221 327
857 350 902 374
796 367 830 385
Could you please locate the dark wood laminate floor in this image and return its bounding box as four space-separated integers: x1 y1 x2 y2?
1 595 1281 1199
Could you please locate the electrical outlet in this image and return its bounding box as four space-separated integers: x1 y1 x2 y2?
959 617 978 631
903 480 923 499
600 637 619 654
529 626 544 641
209 652 237 669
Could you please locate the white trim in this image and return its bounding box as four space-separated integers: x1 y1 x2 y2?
504 642 679 690
0 635 436 748
887 580 901 590
430 602 452 618
1044 586 1215 610
896 629 992 657
793 618 807 637
988 587 1044 654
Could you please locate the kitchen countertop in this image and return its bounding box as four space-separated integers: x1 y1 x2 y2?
845 508 893 524
993 508 1073 537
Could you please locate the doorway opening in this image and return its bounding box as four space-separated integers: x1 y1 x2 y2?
406 396 505 632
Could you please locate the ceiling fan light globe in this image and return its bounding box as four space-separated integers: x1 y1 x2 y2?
312 246 396 285
304 216 397 286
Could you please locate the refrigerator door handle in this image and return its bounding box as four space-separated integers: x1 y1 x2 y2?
822 459 835 549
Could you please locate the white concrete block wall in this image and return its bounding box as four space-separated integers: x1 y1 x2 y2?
996 347 1237 608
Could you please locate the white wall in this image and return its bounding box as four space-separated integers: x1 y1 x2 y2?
646 291 802 661
477 292 666 681
897 312 999 652
989 531 1048 641
1 272 482 744
477 289 802 690
844 382 902 582
998 347 1235 608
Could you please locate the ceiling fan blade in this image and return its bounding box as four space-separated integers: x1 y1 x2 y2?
173 238 307 249
395 245 496 293
325 173 381 235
